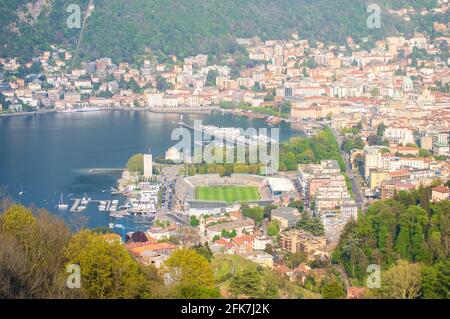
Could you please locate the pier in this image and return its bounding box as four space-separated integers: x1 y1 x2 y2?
69 199 81 212
177 122 278 146
70 199 116 213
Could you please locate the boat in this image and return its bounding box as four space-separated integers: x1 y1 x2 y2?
81 192 90 205
76 107 101 113
110 212 125 218
18 185 24 196
77 205 87 212
110 187 121 195
58 193 69 210
109 210 129 218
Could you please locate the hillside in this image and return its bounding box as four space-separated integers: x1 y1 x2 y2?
0 0 443 62
332 186 449 298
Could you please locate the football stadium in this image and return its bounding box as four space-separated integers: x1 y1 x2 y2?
174 174 297 217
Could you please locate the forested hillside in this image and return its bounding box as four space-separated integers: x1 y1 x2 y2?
333 186 449 298
0 0 443 62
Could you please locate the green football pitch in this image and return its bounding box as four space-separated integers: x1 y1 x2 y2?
196 186 260 204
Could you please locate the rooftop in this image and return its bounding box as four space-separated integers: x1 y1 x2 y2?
432 185 450 194
266 177 296 192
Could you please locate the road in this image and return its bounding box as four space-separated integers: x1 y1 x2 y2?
159 212 189 226
156 165 190 225
330 128 366 211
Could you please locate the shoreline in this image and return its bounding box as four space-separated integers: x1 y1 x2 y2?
0 110 57 118
0 106 219 118
0 106 293 126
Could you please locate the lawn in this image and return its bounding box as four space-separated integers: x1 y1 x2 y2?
196 186 260 204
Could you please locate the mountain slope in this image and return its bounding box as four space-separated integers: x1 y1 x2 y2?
0 0 441 62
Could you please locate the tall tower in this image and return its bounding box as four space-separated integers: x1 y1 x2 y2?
143 149 153 179
199 215 206 238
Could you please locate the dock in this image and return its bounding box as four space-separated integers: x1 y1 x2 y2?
70 199 81 212
69 197 119 213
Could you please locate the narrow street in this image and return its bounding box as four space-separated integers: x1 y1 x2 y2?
330 128 366 211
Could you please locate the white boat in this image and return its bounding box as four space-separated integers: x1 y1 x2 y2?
77 205 87 211
109 210 129 218
99 205 107 212
76 107 101 113
58 109 76 114
81 192 90 205
19 185 24 196
110 187 121 195
58 193 69 210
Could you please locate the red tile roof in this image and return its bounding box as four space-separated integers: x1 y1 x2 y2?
432 186 450 194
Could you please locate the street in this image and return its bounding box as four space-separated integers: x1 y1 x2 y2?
330 127 366 211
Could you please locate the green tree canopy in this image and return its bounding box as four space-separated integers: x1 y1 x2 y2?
127 154 144 173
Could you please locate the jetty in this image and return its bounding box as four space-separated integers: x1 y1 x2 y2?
69 199 82 212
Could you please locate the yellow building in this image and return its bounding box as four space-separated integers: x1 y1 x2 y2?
369 171 389 190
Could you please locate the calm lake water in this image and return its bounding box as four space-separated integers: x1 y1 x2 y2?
0 110 300 231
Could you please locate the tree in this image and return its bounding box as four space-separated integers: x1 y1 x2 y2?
65 230 147 298
322 281 346 299
1 204 37 244
377 123 386 137
230 269 262 298
420 260 449 299
0 206 73 298
190 216 200 227
205 69 218 87
127 153 144 173
288 200 304 212
285 252 307 269
0 93 11 111
194 244 213 262
296 213 324 236
263 204 277 219
377 260 422 299
163 249 218 298
242 206 264 225
267 219 280 236
156 75 172 92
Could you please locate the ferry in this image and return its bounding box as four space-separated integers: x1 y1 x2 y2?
58 109 76 114
76 107 101 113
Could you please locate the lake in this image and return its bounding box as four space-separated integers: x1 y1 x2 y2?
0 110 301 231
